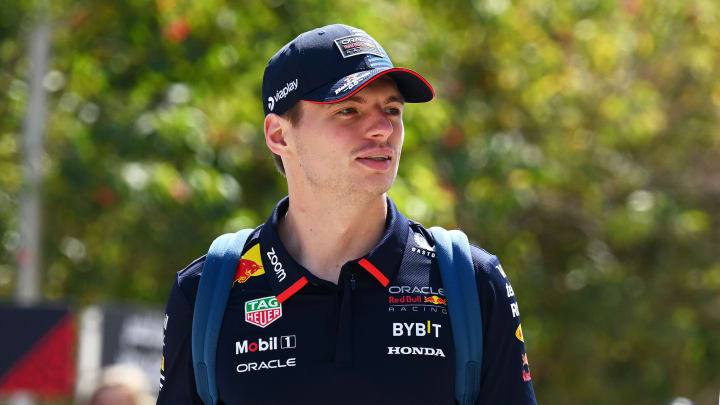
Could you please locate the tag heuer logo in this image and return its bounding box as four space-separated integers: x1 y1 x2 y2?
245 296 282 328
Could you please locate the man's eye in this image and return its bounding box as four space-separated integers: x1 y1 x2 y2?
338 108 357 115
386 107 401 115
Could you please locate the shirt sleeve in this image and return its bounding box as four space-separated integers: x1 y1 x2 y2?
157 269 204 405
472 246 537 405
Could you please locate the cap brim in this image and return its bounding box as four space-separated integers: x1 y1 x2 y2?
302 67 434 104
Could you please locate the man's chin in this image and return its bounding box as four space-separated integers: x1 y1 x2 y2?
355 175 395 197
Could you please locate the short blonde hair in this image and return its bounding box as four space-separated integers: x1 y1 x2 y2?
85 364 154 405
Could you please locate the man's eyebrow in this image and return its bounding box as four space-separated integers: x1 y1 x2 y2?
331 94 405 107
345 95 366 104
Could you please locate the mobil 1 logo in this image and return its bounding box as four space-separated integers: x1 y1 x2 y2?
235 335 298 374
236 335 296 355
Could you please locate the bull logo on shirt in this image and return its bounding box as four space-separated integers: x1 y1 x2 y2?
233 244 266 285
522 353 532 382
424 296 447 306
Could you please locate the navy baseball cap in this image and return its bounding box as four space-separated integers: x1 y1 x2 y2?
262 24 434 116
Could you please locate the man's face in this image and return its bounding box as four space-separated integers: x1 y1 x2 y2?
284 76 405 200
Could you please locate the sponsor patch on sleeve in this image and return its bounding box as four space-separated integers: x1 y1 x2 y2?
522 353 532 382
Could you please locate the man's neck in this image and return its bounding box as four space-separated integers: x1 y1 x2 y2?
277 192 388 284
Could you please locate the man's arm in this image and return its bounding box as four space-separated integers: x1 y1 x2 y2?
472 246 537 404
157 261 204 405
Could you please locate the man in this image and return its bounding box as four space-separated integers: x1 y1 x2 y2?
158 24 537 404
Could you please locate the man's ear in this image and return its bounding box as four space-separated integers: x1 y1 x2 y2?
264 113 290 156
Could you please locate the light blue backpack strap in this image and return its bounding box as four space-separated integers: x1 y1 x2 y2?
192 228 253 405
430 227 483 405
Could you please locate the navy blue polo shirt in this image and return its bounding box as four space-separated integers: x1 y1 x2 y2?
158 197 537 404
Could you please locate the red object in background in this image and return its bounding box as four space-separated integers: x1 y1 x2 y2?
442 125 463 148
164 19 191 42
0 307 75 399
93 186 117 207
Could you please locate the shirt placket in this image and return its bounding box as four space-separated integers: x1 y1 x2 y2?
334 264 356 367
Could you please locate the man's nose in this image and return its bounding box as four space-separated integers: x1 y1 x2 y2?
365 108 394 140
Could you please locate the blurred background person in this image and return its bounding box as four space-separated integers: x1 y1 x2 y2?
83 364 154 405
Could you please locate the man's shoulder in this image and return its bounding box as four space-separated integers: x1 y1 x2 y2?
468 244 501 275
178 255 205 280
409 220 505 284
175 225 265 293
468 243 509 286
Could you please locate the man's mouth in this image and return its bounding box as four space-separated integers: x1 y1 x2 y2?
356 150 393 171
361 155 391 161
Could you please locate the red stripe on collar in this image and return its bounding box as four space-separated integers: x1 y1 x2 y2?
277 276 308 303
358 258 389 287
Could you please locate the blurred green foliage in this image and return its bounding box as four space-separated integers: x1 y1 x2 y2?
2 0 720 403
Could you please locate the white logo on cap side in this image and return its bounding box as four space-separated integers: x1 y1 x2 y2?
334 71 373 95
268 79 299 112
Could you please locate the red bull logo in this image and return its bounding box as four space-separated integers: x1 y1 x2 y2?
233 244 265 285
522 353 532 382
424 296 447 306
387 286 449 315
389 295 421 304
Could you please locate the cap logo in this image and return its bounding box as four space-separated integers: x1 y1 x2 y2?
334 34 384 59
269 79 299 112
334 71 373 95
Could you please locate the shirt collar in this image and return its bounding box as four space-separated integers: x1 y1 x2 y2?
258 195 409 303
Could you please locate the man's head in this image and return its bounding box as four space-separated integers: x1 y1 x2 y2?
262 24 433 198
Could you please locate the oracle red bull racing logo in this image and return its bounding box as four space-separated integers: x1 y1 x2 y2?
388 285 447 314
333 33 383 58
233 244 265 285
245 296 282 328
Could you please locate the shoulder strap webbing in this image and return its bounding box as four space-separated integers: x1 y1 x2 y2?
192 229 253 405
430 227 483 405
